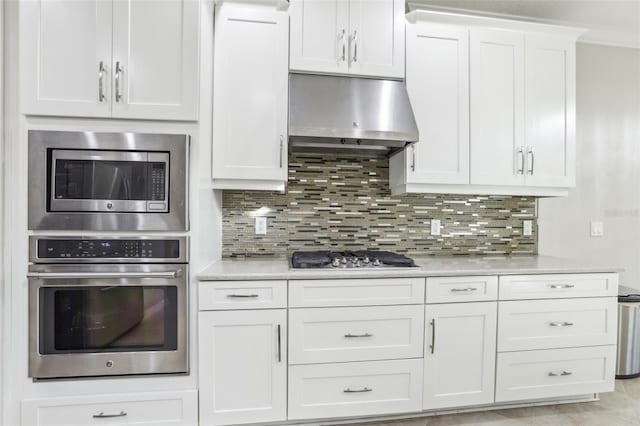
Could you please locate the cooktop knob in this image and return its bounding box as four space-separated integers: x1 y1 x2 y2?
331 258 341 267
355 260 362 268
373 258 381 266
340 256 347 264
363 256 370 264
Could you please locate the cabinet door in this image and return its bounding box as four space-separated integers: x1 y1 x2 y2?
525 35 576 187
470 29 525 186
289 0 349 74
405 23 469 184
111 0 199 120
199 310 287 425
423 302 497 410
347 0 405 78
21 0 112 117
212 2 288 189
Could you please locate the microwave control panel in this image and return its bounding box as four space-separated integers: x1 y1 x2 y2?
36 239 181 260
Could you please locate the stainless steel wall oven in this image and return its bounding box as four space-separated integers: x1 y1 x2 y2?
28 236 189 379
28 131 188 231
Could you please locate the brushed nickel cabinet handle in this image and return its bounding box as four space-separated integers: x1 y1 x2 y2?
277 324 282 363
450 287 478 292
115 61 123 102
549 321 574 327
93 411 127 419
548 370 573 377
98 61 106 102
279 135 284 168
339 29 346 62
430 318 436 354
351 30 358 63
344 333 373 338
226 294 259 298
549 284 575 289
528 147 535 175
411 144 416 171
344 387 371 393
517 146 525 174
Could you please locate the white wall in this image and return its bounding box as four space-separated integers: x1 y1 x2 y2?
538 43 640 288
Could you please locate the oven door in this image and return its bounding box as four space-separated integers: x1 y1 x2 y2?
50 149 169 213
28 264 187 379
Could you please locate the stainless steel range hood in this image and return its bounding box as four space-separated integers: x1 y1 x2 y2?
288 74 419 156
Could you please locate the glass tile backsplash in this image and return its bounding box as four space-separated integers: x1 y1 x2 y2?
222 154 537 258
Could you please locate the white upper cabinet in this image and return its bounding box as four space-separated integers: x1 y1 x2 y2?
212 1 289 191
389 10 582 197
470 28 526 187
21 0 113 117
111 0 199 120
524 35 576 188
395 22 469 187
289 0 349 74
21 0 200 120
289 0 405 78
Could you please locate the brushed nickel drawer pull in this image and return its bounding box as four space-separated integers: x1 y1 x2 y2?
344 333 373 338
227 294 259 298
93 411 127 419
450 287 478 292
549 284 575 289
344 387 372 393
548 370 573 377
549 321 574 327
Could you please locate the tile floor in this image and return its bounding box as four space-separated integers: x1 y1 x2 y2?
354 379 640 426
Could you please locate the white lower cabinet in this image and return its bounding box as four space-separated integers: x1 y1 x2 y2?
289 305 424 364
423 302 497 410
495 346 617 402
21 390 197 426
196 272 618 425
288 359 423 420
199 310 287 426
498 297 618 352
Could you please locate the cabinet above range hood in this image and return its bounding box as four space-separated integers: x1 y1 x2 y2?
288 74 419 156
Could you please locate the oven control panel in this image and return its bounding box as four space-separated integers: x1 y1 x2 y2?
35 238 183 261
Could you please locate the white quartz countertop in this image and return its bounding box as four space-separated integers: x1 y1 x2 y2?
198 255 622 281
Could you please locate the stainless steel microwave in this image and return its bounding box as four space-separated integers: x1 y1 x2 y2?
28 131 188 231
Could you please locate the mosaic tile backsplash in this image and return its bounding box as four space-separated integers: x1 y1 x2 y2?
222 154 537 258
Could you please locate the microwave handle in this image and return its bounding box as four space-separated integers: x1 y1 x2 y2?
27 270 182 280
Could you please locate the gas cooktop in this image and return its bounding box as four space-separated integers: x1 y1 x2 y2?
291 250 417 269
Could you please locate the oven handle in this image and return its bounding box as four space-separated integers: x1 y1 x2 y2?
27 270 182 280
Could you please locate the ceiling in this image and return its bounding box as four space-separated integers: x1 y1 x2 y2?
411 0 640 48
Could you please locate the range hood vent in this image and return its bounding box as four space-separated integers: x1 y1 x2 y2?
288 74 419 156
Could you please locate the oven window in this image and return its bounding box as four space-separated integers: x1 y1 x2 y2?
39 286 178 354
54 159 166 201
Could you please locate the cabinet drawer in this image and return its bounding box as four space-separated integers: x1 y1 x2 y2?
495 346 616 402
289 277 425 307
498 298 617 351
499 273 618 300
21 390 197 426
289 305 424 364
288 359 423 420
426 276 498 303
199 280 287 310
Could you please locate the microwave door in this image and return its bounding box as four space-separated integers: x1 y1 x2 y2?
49 150 168 213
